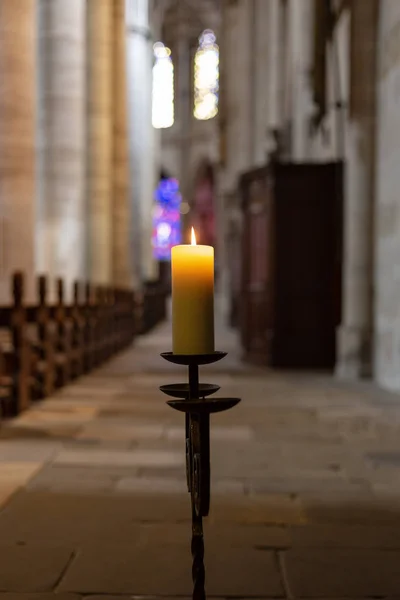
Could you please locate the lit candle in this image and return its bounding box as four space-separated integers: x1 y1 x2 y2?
171 227 214 354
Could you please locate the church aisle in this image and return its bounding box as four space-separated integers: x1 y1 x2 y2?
0 321 400 597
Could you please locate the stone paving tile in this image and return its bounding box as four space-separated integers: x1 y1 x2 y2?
114 474 245 497
0 595 80 600
206 523 290 550
84 597 191 600
138 522 290 549
28 467 115 494
211 478 246 494
290 523 400 548
303 495 400 525
43 398 116 410
58 542 283 597
0 463 43 486
54 448 184 468
3 424 82 439
283 548 400 597
0 440 61 462
57 386 124 397
165 424 254 442
28 465 141 486
0 492 191 545
209 494 306 525
76 423 164 442
64 378 128 389
133 465 183 479
57 542 192 595
11 409 97 425
65 438 132 451
83 597 189 600
250 476 369 496
0 487 21 509
0 544 74 592
115 476 187 494
97 404 172 418
205 547 283 597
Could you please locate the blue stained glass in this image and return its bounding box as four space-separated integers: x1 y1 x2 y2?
152 178 182 260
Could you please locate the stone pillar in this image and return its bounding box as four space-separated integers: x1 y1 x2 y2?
336 0 378 379
0 0 36 303
177 31 191 206
253 0 271 165
374 0 400 389
86 0 113 284
112 0 133 288
37 0 87 296
126 0 155 284
289 0 314 162
267 0 285 139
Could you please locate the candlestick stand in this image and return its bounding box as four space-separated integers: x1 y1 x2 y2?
160 351 241 600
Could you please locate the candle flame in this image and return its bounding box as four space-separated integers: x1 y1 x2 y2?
191 227 197 246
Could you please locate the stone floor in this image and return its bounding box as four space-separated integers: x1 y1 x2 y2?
3 319 400 598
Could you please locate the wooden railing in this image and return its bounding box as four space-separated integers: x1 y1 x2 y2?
0 272 141 418
140 281 169 334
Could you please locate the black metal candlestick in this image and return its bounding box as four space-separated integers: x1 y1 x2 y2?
160 351 241 600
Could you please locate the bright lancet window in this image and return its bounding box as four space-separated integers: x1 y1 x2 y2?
194 30 219 121
152 42 174 129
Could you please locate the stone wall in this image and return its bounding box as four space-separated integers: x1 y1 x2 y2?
375 0 400 389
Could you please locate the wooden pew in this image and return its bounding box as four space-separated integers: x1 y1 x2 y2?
141 281 168 334
0 273 32 415
52 278 71 387
29 275 55 399
69 281 85 380
0 272 138 418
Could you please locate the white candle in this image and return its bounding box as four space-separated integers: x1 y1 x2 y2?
171 228 214 354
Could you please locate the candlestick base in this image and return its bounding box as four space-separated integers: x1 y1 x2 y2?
160 351 241 600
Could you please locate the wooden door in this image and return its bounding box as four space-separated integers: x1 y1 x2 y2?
240 168 274 364
272 162 343 369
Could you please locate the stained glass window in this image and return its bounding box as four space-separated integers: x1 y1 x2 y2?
152 178 182 260
194 30 219 121
152 42 174 129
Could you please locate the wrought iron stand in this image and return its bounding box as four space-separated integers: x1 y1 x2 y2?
160 351 241 600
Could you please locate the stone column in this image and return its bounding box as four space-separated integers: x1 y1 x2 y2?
336 0 378 378
374 1 400 390
267 0 285 140
36 0 87 298
253 0 271 165
0 1 35 303
86 0 113 285
112 0 133 288
126 0 155 284
177 30 191 206
289 0 314 162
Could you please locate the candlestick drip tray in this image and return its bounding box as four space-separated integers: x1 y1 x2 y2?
160 351 241 600
159 383 220 398
160 351 226 366
167 397 240 414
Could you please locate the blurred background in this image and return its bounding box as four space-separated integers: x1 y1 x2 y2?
0 0 396 391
